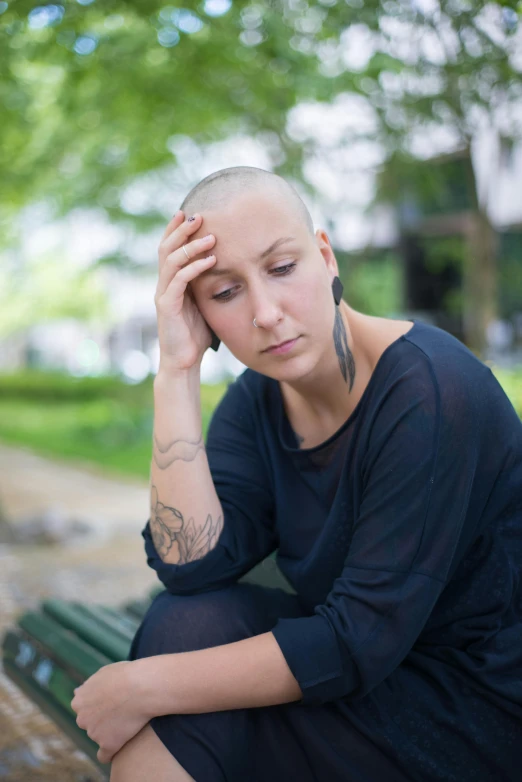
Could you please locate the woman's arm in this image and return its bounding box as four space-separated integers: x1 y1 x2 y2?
150 367 225 565
143 371 278 595
138 631 303 715
71 631 302 764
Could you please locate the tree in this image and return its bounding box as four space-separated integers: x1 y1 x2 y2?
1 0 521 352
0 251 109 337
360 0 522 353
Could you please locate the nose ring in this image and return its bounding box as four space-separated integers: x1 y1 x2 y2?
253 318 258 328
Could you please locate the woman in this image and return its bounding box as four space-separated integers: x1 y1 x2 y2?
71 166 522 781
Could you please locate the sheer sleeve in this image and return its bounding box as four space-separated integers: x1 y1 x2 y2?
142 374 278 595
271 359 480 705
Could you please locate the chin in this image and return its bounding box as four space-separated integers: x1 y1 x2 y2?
257 352 317 384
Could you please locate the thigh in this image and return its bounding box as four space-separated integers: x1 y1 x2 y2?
127 582 311 782
126 584 412 782
146 684 406 782
128 581 308 660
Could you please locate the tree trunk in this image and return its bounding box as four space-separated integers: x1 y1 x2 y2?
462 154 498 357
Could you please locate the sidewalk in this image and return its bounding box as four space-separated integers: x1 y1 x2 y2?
0 442 150 537
0 443 158 781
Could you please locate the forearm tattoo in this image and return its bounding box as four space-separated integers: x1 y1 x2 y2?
333 307 356 391
150 484 224 563
153 432 205 470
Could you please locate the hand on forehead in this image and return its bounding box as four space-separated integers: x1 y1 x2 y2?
189 192 306 267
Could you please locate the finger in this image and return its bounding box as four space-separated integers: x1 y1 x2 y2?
158 213 202 272
156 233 215 299
97 748 112 765
158 211 188 273
162 255 216 304
160 210 184 244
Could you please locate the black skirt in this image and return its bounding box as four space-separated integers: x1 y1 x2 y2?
128 582 520 782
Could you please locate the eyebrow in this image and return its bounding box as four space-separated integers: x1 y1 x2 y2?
201 236 298 277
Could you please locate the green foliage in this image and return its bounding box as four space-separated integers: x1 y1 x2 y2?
2 0 521 250
1 0 521 360
0 369 154 402
341 253 402 318
0 255 109 336
377 153 476 221
493 367 522 417
0 370 228 478
0 0 325 244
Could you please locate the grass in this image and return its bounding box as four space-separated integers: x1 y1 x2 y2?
0 371 228 480
492 367 522 417
0 366 520 480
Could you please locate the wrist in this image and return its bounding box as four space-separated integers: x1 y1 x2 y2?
154 366 201 396
134 655 178 718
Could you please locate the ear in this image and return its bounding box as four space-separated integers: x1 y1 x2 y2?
315 228 339 281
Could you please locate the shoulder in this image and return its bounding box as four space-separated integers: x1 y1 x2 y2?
403 320 485 371
380 320 492 405
361 321 490 445
367 320 521 446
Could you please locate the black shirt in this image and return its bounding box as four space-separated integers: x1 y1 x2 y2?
142 319 522 713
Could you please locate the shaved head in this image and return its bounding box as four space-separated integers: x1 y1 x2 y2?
179 166 314 237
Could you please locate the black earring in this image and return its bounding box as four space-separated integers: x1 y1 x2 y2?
209 328 221 352
332 276 343 306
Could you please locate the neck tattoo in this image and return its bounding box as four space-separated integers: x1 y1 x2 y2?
333 307 356 391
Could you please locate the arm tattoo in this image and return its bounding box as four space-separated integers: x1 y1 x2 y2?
333 307 356 391
153 433 205 470
150 484 224 563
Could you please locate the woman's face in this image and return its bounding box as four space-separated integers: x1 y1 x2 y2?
190 190 339 382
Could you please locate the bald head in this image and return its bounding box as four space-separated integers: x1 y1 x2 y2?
179 166 314 237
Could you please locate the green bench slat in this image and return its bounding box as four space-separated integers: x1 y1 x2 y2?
42 599 131 661
2 551 293 774
73 603 137 643
2 657 109 776
3 629 79 715
81 603 140 638
122 597 151 620
18 611 113 679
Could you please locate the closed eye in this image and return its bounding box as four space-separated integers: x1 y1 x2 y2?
211 262 297 302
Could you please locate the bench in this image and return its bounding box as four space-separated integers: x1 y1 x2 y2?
1 553 295 777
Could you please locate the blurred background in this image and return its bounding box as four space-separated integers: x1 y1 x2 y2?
0 0 521 778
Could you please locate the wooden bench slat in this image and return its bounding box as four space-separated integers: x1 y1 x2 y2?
82 603 140 637
2 552 293 777
3 657 109 774
18 611 113 678
122 598 151 620
73 603 137 643
3 629 79 714
42 599 131 661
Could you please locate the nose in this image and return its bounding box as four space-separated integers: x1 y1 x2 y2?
250 288 284 331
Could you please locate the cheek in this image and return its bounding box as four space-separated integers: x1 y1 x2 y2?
211 305 249 346
288 272 331 323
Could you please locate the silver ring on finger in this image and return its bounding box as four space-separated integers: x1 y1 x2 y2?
182 244 191 260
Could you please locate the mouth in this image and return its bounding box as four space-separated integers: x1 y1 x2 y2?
263 337 300 355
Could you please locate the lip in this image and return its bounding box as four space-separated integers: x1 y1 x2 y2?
263 337 300 355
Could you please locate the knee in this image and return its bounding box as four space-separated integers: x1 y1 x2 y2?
129 584 261 660
110 723 195 782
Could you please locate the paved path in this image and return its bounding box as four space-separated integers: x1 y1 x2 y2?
0 443 159 781
0 443 150 536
